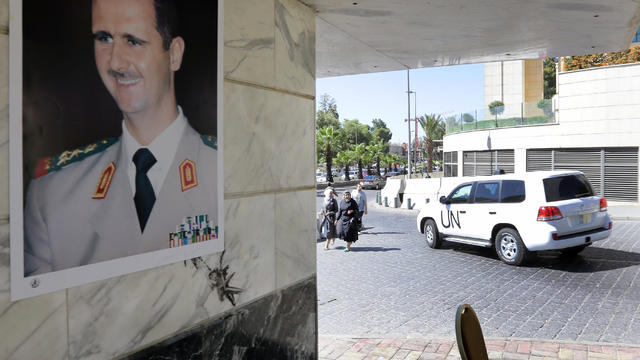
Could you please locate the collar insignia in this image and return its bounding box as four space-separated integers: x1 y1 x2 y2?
179 159 198 192
92 162 116 199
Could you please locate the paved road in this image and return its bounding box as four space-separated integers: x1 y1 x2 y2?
316 189 640 344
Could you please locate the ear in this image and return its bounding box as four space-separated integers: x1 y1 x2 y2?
169 36 185 71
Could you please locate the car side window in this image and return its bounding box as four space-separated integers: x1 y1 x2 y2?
474 182 500 203
448 184 473 204
501 180 526 203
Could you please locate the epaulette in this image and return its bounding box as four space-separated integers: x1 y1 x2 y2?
200 135 217 150
34 137 119 179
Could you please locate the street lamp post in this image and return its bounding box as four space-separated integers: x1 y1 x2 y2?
406 70 412 179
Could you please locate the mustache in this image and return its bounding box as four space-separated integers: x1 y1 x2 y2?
108 69 141 79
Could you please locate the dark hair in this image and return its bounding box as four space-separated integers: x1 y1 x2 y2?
153 0 180 50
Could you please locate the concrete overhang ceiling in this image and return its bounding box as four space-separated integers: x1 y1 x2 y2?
302 0 640 77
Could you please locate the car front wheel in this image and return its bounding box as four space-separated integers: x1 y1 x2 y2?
423 219 441 249
495 227 528 266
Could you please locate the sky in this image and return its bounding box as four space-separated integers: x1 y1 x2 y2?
315 63 485 144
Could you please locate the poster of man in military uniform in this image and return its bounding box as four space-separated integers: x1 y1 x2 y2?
10 0 223 299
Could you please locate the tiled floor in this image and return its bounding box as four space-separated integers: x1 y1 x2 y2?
319 336 640 360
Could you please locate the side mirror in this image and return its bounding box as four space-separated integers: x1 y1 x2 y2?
439 196 447 204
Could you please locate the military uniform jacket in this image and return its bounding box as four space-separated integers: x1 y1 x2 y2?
24 124 218 276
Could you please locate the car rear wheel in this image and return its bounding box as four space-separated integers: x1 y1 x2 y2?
495 228 527 266
560 244 590 256
423 219 441 249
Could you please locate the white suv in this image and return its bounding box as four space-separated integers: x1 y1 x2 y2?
416 171 612 265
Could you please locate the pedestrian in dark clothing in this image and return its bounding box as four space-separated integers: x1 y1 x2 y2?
322 188 339 250
335 191 359 252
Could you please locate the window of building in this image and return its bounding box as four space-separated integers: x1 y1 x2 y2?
463 150 514 176
444 151 458 177
526 147 638 202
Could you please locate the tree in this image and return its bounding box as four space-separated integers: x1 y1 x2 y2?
462 113 475 124
316 94 340 129
316 126 340 183
368 141 386 176
341 119 372 147
371 118 392 145
418 114 445 176
351 143 367 179
543 58 557 99
334 150 352 181
488 100 505 125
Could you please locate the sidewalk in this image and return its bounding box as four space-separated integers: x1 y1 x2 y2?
319 336 640 360
608 204 640 221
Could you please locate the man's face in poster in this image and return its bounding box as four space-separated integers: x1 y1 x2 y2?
91 0 182 118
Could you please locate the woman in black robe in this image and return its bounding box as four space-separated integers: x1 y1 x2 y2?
322 188 339 250
335 191 359 252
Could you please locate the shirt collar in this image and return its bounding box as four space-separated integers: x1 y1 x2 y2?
122 106 187 171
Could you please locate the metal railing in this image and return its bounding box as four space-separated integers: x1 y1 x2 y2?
444 100 556 134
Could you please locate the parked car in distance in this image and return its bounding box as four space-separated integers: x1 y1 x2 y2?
360 175 386 190
385 171 400 178
416 171 612 266
316 173 327 183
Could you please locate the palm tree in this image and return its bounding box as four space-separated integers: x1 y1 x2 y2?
368 141 386 176
317 126 340 183
418 114 445 176
351 143 367 179
335 150 352 181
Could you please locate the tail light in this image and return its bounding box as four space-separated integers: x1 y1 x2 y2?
609 222 613 230
600 197 608 212
537 206 563 221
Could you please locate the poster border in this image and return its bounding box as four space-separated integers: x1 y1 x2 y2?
10 0 225 300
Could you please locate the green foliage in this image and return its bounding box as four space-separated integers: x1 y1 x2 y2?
543 58 557 99
316 94 340 130
316 126 340 182
537 99 553 117
341 119 372 146
564 45 640 71
461 113 475 124
488 100 505 116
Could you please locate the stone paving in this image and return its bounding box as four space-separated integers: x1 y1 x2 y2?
317 189 640 347
318 336 640 360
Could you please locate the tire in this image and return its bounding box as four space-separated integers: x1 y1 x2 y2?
495 227 528 266
423 219 441 249
560 244 590 256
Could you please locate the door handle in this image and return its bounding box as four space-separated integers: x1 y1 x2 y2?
459 211 466 214
489 211 496 215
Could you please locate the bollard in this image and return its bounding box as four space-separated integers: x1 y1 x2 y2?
384 197 388 207
407 198 412 209
376 192 381 204
394 197 399 208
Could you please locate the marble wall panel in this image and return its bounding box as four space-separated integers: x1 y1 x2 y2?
275 189 316 288
275 0 315 96
67 194 276 359
0 225 68 360
224 82 315 195
224 0 276 87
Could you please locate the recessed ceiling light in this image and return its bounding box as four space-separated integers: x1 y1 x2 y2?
594 14 599 18
353 2 358 5
505 53 511 56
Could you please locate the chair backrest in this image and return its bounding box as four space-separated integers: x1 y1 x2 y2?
455 304 489 360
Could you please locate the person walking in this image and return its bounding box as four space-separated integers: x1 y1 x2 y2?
335 191 359 252
322 187 339 250
353 184 368 231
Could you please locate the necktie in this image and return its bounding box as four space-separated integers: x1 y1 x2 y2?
133 148 157 232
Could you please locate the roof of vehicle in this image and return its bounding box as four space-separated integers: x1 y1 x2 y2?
454 170 584 184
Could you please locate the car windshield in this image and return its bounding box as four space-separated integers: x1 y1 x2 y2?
364 176 376 180
543 174 594 202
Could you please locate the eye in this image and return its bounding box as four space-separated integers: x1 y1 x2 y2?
93 32 113 44
127 38 142 46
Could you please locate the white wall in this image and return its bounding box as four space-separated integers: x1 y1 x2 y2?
447 63 640 156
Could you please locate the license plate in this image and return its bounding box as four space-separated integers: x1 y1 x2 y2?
578 213 592 225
